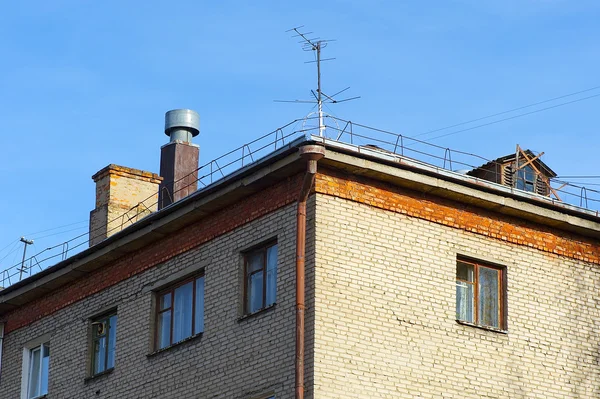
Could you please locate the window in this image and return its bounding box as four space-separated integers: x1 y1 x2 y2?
91 313 117 375
456 259 505 329
244 242 278 314
156 274 205 350
26 343 49 399
516 164 536 193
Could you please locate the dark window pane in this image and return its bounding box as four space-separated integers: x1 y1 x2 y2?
94 336 107 374
456 261 474 282
247 252 263 273
248 271 263 313
266 245 278 306
160 293 171 310
92 315 116 374
456 281 474 322
516 166 536 192
173 282 193 342
158 310 171 349
516 169 525 190
478 267 500 327
194 277 205 334
524 166 535 182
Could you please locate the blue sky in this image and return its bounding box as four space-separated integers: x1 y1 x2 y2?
1 1 599 276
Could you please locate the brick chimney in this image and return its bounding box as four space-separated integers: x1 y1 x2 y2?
158 109 200 209
89 165 162 247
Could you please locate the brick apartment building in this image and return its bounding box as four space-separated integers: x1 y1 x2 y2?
0 109 599 398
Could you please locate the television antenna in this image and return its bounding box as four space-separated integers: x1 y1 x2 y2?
275 26 360 137
18 236 33 280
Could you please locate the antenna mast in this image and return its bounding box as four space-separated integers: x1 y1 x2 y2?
18 237 33 280
316 41 324 136
277 26 359 138
292 27 329 137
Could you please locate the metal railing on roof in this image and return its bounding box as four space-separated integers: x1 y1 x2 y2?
322 116 600 213
0 118 315 288
1 116 599 288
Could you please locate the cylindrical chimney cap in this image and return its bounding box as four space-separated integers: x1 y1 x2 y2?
165 109 200 138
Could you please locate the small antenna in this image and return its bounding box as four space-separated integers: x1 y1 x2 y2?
276 26 360 137
18 237 33 280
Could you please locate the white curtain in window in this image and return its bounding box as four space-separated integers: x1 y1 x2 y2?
456 282 473 322
173 282 193 342
478 267 499 327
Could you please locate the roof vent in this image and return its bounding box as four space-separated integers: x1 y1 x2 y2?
159 109 201 209
164 109 200 143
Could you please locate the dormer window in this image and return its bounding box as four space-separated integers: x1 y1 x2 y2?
516 164 536 193
468 146 557 197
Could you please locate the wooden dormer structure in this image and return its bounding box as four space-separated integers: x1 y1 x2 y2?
468 145 557 197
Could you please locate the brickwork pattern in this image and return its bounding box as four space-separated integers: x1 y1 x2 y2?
90 165 162 246
315 169 600 264
92 165 162 209
312 193 600 398
7 174 303 334
0 202 306 399
4 162 600 399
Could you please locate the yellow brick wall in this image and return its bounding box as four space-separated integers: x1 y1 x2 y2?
90 165 161 246
312 194 600 398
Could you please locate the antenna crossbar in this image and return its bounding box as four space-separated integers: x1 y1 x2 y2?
276 26 360 137
304 57 335 64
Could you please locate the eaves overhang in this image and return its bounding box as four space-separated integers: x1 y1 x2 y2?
312 136 600 239
2 134 599 315
0 135 312 314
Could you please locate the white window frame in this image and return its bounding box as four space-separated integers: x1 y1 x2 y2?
20 334 50 399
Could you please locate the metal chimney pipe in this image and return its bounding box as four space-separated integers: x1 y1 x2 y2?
159 109 201 209
164 109 200 143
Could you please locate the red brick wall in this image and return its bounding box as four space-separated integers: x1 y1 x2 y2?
7 167 599 334
315 169 600 265
5 174 303 334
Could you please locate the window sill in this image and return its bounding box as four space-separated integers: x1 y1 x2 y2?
456 319 507 334
84 368 114 383
238 303 277 322
147 332 203 357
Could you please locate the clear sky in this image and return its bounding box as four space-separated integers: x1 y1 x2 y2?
1 1 599 277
